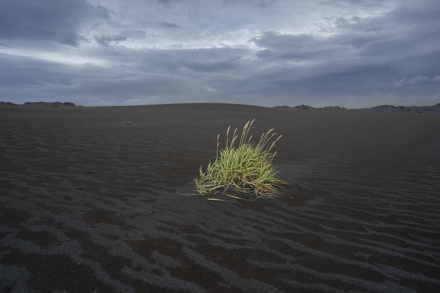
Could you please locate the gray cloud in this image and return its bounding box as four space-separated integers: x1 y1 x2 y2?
182 59 237 73
222 0 278 8
155 21 182 29
157 0 180 5
252 32 342 61
56 73 199 101
0 0 109 47
95 35 128 46
0 53 87 87
0 0 439 108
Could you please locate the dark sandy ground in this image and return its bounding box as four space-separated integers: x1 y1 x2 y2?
1 103 440 292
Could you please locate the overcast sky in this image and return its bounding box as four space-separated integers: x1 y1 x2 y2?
1 0 439 108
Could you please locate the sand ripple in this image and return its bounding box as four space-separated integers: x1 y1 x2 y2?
1 105 439 292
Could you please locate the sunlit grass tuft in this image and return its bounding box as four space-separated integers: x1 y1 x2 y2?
194 119 286 199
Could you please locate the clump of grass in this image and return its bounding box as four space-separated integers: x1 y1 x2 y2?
195 119 286 199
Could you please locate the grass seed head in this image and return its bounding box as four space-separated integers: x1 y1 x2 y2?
195 120 286 199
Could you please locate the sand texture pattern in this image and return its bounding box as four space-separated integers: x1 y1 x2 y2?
1 104 440 292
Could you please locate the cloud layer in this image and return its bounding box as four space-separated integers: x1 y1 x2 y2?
1 0 439 107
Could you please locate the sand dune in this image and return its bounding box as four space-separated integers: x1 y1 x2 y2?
1 104 440 292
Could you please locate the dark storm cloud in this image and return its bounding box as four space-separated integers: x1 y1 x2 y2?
157 0 179 5
320 0 385 8
0 53 98 87
0 0 109 46
245 1 440 106
62 73 194 97
1 0 439 107
132 48 246 75
156 21 182 29
95 35 128 46
222 0 278 8
181 59 237 73
42 72 204 107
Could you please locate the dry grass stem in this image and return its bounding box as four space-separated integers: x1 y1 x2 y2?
194 120 286 199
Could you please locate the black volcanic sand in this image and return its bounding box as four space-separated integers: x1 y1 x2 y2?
1 104 440 292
